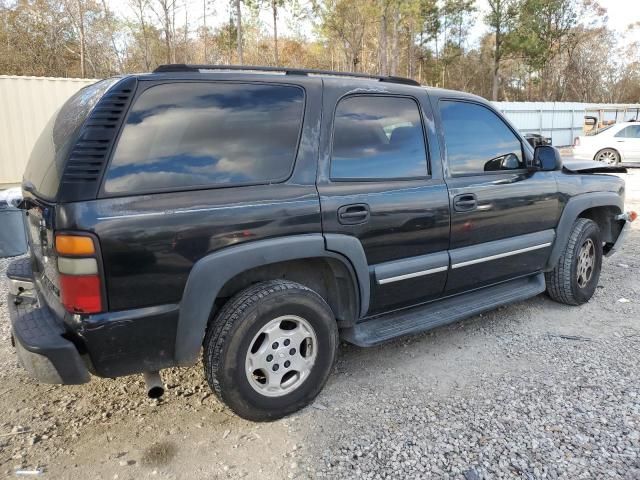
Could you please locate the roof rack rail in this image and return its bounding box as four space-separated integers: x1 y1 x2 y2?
152 64 421 87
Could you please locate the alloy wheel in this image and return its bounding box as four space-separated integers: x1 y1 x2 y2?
245 315 318 397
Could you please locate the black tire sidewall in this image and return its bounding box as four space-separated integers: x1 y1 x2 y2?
212 286 337 421
569 222 602 303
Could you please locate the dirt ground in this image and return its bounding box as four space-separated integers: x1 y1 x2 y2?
1 170 639 479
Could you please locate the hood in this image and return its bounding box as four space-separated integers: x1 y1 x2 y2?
562 159 627 174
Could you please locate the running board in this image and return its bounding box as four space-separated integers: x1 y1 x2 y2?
342 273 545 347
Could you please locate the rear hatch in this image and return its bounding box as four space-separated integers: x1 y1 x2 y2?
23 195 61 304
20 77 125 308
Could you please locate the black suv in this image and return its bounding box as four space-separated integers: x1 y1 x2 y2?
5 65 635 421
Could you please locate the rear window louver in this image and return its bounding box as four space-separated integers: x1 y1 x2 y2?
59 77 137 202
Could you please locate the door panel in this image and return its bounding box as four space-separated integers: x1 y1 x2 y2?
319 181 450 314
436 98 560 294
616 125 640 161
445 172 559 293
447 228 554 293
317 84 451 316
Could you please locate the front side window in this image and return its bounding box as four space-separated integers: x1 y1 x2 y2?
439 100 524 175
331 96 428 180
103 82 305 194
615 125 640 138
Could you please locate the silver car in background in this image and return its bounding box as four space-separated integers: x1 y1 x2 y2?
573 122 640 165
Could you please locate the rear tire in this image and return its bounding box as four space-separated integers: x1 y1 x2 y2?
594 148 620 165
545 218 602 305
203 280 338 421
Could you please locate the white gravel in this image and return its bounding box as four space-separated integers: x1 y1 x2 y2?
0 170 639 479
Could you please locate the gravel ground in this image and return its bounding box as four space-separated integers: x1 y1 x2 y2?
0 170 639 479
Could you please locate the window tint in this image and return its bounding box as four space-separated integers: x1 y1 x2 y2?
103 82 304 194
439 100 524 175
331 96 428 180
615 125 640 138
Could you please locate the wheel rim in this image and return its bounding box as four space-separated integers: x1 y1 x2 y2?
576 238 595 288
245 315 318 398
596 150 617 165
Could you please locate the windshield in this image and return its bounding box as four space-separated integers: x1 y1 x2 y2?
22 78 119 200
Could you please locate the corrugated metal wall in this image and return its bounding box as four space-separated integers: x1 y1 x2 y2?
495 101 640 147
0 75 97 185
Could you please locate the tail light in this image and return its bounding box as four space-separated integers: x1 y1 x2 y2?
55 233 104 314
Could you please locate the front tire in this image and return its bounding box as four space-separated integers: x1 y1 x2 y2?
545 218 602 305
203 280 338 421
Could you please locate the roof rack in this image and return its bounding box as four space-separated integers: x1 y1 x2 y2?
152 64 421 87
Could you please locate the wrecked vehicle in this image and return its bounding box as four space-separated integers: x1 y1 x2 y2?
4 65 636 421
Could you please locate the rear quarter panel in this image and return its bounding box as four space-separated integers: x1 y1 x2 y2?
56 75 323 312
58 185 321 311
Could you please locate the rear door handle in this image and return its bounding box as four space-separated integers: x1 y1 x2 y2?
337 203 370 225
453 194 478 212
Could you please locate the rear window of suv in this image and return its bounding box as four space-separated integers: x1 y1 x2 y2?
24 78 120 200
102 82 305 194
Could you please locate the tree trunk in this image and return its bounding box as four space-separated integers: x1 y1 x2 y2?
236 0 243 64
390 7 398 76
379 5 387 75
184 3 188 62
139 2 151 70
160 0 172 64
407 20 413 78
203 0 207 62
77 0 85 77
101 0 123 72
171 0 176 63
272 0 278 65
491 27 501 101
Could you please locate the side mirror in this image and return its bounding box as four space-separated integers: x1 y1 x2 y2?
533 145 563 171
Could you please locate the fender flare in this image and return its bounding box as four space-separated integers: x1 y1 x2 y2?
545 192 623 270
175 234 370 366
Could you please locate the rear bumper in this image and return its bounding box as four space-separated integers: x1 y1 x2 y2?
8 293 90 384
571 146 596 161
6 257 179 381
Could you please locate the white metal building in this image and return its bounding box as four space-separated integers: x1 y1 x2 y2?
495 101 640 147
0 75 97 186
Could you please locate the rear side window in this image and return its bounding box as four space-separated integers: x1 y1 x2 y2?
331 96 428 180
439 100 524 175
615 125 640 138
103 82 305 194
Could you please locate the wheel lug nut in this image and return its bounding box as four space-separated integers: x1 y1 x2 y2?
289 348 296 355
273 364 279 371
284 339 290 346
272 342 279 349
284 360 290 368
266 354 273 362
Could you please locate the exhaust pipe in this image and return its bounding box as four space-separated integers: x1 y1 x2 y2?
143 371 165 399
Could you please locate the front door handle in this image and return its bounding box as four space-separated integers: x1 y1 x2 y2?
453 193 478 212
337 203 370 225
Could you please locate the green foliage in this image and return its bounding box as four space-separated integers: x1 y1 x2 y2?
0 0 637 102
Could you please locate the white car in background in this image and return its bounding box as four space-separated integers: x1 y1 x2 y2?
573 122 640 165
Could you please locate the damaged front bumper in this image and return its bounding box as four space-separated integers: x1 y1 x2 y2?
605 212 637 257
